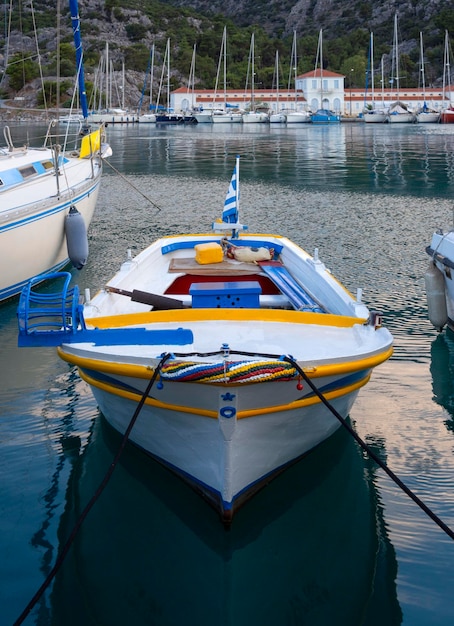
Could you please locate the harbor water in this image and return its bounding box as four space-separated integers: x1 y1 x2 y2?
1 121 454 625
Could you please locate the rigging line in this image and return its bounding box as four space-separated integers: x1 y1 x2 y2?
283 354 454 542
13 352 172 626
102 157 162 213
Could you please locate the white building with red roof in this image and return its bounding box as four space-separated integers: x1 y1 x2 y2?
169 72 453 117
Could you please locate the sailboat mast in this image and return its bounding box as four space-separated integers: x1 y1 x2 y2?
443 30 450 106
370 33 375 105
223 28 227 109
251 32 255 110
167 38 170 111
319 29 324 106
68 0 88 119
420 31 426 105
188 43 196 109
393 13 400 100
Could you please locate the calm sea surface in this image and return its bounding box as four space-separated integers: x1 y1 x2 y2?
1 121 454 625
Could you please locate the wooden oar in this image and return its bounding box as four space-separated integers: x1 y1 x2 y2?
106 286 187 310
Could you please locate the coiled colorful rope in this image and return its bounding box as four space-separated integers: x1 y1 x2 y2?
160 359 297 383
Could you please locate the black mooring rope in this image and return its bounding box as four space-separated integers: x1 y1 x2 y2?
14 353 172 626
282 355 454 542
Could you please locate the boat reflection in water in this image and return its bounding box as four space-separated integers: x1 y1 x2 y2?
430 333 454 434
50 414 402 625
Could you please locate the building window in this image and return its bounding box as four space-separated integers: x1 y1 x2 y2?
334 79 339 89
323 79 328 91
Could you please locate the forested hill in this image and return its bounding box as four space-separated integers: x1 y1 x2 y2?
1 0 454 109
162 0 454 41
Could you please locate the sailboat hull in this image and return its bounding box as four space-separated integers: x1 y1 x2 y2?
363 112 387 123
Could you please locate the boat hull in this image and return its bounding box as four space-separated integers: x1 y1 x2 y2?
387 112 415 123
427 231 454 331
285 112 311 123
440 109 454 124
57 297 392 522
73 358 366 522
363 112 387 123
49 413 401 625
242 112 269 123
311 110 341 124
0 148 102 302
212 114 243 123
20 219 392 522
416 111 440 123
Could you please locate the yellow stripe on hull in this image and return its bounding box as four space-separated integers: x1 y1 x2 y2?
78 368 371 420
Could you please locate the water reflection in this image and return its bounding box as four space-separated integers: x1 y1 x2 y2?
49 417 401 626
98 123 454 197
430 332 454 433
6 122 454 197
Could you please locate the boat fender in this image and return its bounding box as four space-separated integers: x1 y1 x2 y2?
424 261 448 331
65 205 89 270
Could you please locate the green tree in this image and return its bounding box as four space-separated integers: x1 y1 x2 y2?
6 53 40 90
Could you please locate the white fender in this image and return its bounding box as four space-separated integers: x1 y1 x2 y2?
425 262 448 331
65 205 89 270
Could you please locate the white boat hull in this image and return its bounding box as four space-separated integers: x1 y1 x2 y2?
242 112 269 123
285 112 311 124
387 112 415 123
86 376 360 515
212 114 243 124
193 112 213 123
138 114 156 123
51 229 392 521
0 143 103 301
363 112 387 123
416 111 440 123
89 112 138 124
19 164 392 523
427 231 454 330
269 113 286 123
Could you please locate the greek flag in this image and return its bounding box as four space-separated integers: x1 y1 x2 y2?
222 156 240 223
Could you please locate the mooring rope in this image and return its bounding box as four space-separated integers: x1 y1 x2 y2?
168 346 454 540
160 359 297 383
282 354 454 542
103 157 162 213
13 353 172 626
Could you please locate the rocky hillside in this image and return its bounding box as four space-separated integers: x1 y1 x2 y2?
1 0 453 112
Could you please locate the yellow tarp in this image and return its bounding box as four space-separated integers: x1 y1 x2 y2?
79 129 101 158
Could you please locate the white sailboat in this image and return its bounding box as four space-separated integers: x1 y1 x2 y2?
211 27 243 124
0 0 111 302
138 44 157 123
285 31 311 124
310 29 340 123
89 44 137 124
416 32 440 123
269 50 286 123
387 14 415 123
242 33 269 123
363 33 387 123
440 30 454 124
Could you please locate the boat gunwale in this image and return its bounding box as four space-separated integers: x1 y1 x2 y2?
57 345 393 381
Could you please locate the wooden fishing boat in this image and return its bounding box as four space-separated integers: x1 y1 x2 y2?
17 156 393 523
